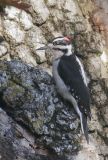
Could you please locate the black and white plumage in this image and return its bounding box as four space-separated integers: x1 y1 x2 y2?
37 36 91 143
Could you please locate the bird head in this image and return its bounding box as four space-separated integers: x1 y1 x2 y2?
37 36 73 55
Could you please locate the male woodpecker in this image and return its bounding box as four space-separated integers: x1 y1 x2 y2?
37 36 91 143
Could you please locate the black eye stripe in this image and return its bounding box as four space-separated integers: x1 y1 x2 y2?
60 42 67 45
53 40 67 46
53 48 68 53
53 41 59 45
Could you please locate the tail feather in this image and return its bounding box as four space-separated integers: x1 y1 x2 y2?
80 113 89 143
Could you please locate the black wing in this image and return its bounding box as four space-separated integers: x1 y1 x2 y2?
58 54 91 117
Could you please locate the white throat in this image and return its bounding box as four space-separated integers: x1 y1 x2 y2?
65 45 73 56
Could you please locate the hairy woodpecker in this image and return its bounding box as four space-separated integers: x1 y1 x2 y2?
37 36 91 143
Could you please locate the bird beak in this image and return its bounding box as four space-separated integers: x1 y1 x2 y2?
36 46 48 50
36 43 54 51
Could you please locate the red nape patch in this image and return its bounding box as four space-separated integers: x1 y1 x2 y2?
64 36 72 42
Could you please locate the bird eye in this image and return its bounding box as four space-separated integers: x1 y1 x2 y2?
53 41 59 45
53 41 57 46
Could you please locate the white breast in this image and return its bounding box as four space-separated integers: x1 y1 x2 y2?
52 59 69 98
